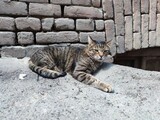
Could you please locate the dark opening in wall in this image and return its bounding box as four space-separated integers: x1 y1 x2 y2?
114 48 160 71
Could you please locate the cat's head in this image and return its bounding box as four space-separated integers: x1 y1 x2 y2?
86 36 113 63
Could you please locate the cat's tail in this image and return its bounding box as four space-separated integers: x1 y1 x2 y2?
28 60 66 79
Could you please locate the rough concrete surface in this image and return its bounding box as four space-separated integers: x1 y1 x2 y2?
0 57 160 120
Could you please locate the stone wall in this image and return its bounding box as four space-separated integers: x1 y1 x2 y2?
0 0 160 58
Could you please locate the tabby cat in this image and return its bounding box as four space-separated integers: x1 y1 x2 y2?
29 36 114 93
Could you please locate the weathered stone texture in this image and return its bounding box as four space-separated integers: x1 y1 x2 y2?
105 20 116 56
0 17 15 31
156 14 160 46
76 19 94 31
95 20 104 31
15 17 41 31
92 0 101 7
158 0 160 13
55 18 75 30
51 0 71 5
124 0 132 15
0 32 15 45
102 0 114 19
141 0 149 14
42 18 54 31
36 32 79 44
116 36 125 54
0 1 27 16
149 31 156 47
18 32 34 45
1 46 26 58
125 16 133 51
72 0 91 6
79 32 105 43
64 6 103 18
29 3 61 17
113 0 124 36
133 33 141 49
133 0 141 32
19 0 48 2
141 14 149 48
149 0 157 31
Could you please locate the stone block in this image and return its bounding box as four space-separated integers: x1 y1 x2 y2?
124 0 132 15
141 0 149 14
76 19 94 31
0 32 15 45
18 32 34 45
0 1 27 16
125 16 133 51
92 0 101 7
149 0 157 31
133 33 141 49
50 0 71 5
0 17 15 31
113 0 124 36
72 0 91 6
133 0 141 33
95 20 104 31
105 20 116 56
1 46 26 58
156 14 160 46
64 6 103 19
55 18 75 30
29 3 61 17
149 31 156 47
42 18 54 31
19 0 48 2
141 14 149 48
102 0 114 19
15 17 41 31
116 36 125 54
79 32 105 43
36 32 79 44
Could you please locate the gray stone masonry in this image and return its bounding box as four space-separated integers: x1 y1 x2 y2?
158 0 160 13
102 0 114 19
133 0 141 33
105 20 116 56
124 0 132 15
125 16 133 51
17 32 34 45
29 3 61 17
156 14 160 46
0 32 15 45
95 20 104 31
1 46 26 58
116 36 125 54
92 0 101 8
133 33 141 49
15 17 41 31
42 18 54 31
50 0 71 5
72 0 91 6
36 32 79 44
79 32 105 43
149 0 157 31
149 31 156 47
141 0 149 14
64 6 103 19
76 19 94 31
0 17 15 31
141 14 149 48
19 0 48 2
113 0 124 36
0 1 27 16
55 18 75 30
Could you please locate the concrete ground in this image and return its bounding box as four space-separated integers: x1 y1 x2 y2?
0 57 160 120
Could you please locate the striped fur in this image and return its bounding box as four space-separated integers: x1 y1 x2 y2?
29 36 114 93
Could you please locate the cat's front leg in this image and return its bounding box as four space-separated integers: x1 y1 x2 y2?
72 71 113 93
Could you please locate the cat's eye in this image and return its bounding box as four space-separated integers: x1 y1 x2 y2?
104 50 110 53
93 49 99 52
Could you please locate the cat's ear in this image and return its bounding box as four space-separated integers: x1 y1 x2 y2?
106 40 112 47
88 36 95 45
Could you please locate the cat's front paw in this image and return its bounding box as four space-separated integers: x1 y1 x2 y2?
103 85 114 93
